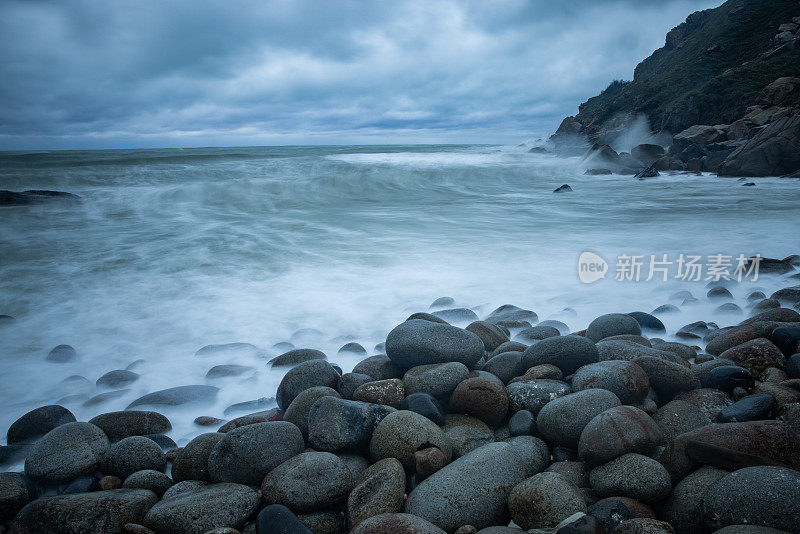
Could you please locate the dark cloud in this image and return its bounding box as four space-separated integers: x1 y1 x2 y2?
0 0 720 149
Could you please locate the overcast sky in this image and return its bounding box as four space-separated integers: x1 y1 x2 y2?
0 0 720 150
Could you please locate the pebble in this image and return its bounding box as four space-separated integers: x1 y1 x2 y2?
449 377 509 426
6 405 76 445
522 335 599 375
401 392 446 425
102 436 166 478
346 458 405 529
369 410 452 469
537 389 621 448
571 360 650 404
276 360 341 410
508 472 587 529
589 453 671 503
385 319 484 370
24 422 109 484
578 406 662 464
261 451 353 512
89 411 172 441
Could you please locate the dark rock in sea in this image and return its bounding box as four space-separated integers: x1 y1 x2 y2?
590 453 671 503
703 466 800 532
651 304 680 315
707 286 733 300
715 302 743 314
537 389 621 448
89 411 171 441
627 311 666 333
7 404 76 444
205 364 253 380
509 472 586 529
255 504 313 534
634 356 700 401
578 406 662 464
262 451 353 512
171 433 224 482
352 354 402 381
208 421 304 485
12 489 157 534
223 397 275 416
275 359 340 410
515 325 561 343
506 379 571 415
770 326 800 356
466 320 509 352
429 296 455 310
553 184 573 193
0 472 31 523
405 440 548 531
194 342 259 358
634 164 659 179
0 190 81 206
718 338 786 378
127 385 218 410
123 470 174 498
529 146 548 153
751 298 780 313
102 437 166 479
370 410 451 469
585 168 613 175
431 307 480 323
481 351 524 384
770 287 800 305
308 396 395 453
386 319 484 372
522 335 599 376
46 344 77 363
216 408 283 433
401 392 446 426
270 348 327 367
587 313 642 342
0 314 15 325
97 370 139 388
347 458 405 529
508 409 537 437
84 389 131 408
284 386 341 439
24 422 110 484
406 311 449 324
143 482 259 534
632 144 666 165
571 360 650 405
538 319 570 334
338 342 367 355
715 392 775 423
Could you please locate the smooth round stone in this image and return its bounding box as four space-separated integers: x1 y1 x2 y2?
172 433 224 482
307 397 396 453
255 504 313 534
275 360 341 410
208 421 304 485
578 406 662 464
97 370 139 388
123 469 174 498
506 379 571 415
405 441 549 532
205 365 253 380
432 308 480 323
485 304 538 325
339 342 367 355
217 408 283 433
403 362 470 401
652 304 680 315
385 319 484 371
703 466 800 532
663 466 727 534
99 475 123 490
102 436 166 478
719 338 786 378
352 355 402 381
522 335 599 375
401 392 445 426
337 372 371 399
715 392 776 423
89 411 172 441
627 312 666 333
539 320 570 334
705 326 760 356
351 513 447 534
508 472 586 529
430 297 455 310
708 287 733 300
587 498 632 532
346 457 405 528
406 312 449 324
652 400 711 441
466 321 509 352
597 340 686 365
441 415 494 458
515 325 560 343
510 364 563 382
0 472 30 523
269 348 326 367
6 405 76 445
370 410 451 470
284 386 341 439
788 354 800 378
770 326 800 357
127 385 219 410
536 389 621 448
489 341 528 358
632 356 700 401
24 422 110 484
13 489 158 534
589 453 671 503
353 378 405 408
481 352 524 384
571 360 650 404
700 365 754 393
194 342 259 358
449 377 509 426
508 410 537 436
46 344 77 363
261 451 353 512
651 341 696 361
143 482 260 534
587 314 642 342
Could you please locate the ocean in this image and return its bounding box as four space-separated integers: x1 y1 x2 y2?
1 144 798 456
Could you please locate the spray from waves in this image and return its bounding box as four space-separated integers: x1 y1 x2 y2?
0 144 798 461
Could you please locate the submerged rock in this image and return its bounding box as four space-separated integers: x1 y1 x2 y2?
7 405 76 444
1 190 81 206
126 385 219 409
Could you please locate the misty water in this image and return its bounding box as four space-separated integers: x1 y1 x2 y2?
1 144 798 461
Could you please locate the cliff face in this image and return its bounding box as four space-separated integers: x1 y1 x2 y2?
551 0 800 149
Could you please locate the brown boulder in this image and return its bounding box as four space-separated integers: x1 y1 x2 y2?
353 379 404 408
719 338 786 378
449 378 509 427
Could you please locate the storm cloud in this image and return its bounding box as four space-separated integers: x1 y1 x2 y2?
0 0 720 149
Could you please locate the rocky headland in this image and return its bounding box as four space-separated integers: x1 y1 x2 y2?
548 0 800 178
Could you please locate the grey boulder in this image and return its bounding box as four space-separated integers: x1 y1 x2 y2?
24 422 110 484
385 319 484 371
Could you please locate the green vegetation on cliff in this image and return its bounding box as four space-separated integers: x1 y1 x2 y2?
569 0 800 137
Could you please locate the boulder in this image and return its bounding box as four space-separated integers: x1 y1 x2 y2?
715 392 776 423
7 405 76 444
441 415 494 458
485 305 538 325
276 360 341 410
352 355 402 381
123 470 174 498
633 356 700 401
571 360 650 404
536 389 621 448
353 379 404 408
369 410 451 470
351 513 446 534
589 453 671 503
673 125 726 152
481 351 524 384
12 489 157 534
720 111 800 176
652 400 711 441
627 312 666 333
522 336 599 376
466 321 509 352
506 380 571 415
24 422 110 484
308 397 395 452
283 386 341 439
171 433 224 482
631 144 666 165
261 451 353 512
432 308 480 323
705 326 761 356
385 319 484 371
663 466 727 534
102 437 166 478
508 472 587 529
401 392 445 425
143 482 259 534
403 362 470 401
46 344 78 363
719 338 786 378
405 441 548 531
587 314 642 342
0 472 31 523
217 409 283 433
269 349 326 367
699 366 754 394
578 406 662 464
127 386 219 410
208 421 304 485
449 377 509 426
97 370 140 388
346 458 405 529
89 411 172 441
